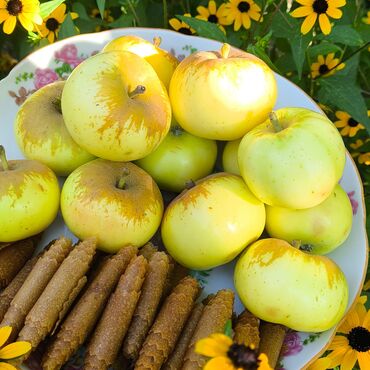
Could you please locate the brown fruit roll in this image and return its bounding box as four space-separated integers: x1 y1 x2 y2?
122 251 170 360
162 259 189 299
233 310 260 349
0 256 38 322
138 242 158 260
84 255 148 370
258 322 288 368
0 235 39 289
0 237 72 342
135 276 201 370
42 246 138 370
182 289 234 370
17 238 96 351
162 302 204 370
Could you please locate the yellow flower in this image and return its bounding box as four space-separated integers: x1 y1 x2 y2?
169 13 195 35
291 0 346 35
364 279 370 291
0 326 32 370
0 0 42 34
357 153 370 165
90 8 113 31
218 0 262 32
36 3 78 43
362 10 370 25
310 53 345 78
350 139 365 150
195 333 272 370
196 0 228 33
334 111 365 137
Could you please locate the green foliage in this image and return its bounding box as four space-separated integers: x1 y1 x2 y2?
39 0 65 18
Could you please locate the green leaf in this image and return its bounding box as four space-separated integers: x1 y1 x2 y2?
318 25 364 46
318 76 370 131
40 0 65 19
72 2 90 20
224 319 232 338
307 42 343 61
177 15 227 42
96 0 106 19
108 14 134 28
271 10 299 38
58 12 78 40
247 45 279 73
289 33 312 79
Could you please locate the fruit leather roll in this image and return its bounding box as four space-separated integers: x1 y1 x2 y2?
135 276 201 370
162 302 204 370
0 237 72 342
0 235 39 289
122 251 170 360
182 289 234 370
0 256 38 322
162 259 189 298
233 309 260 349
138 242 158 260
42 246 138 370
17 238 96 350
84 255 148 370
258 322 288 368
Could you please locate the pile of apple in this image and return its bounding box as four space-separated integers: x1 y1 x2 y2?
3 35 353 334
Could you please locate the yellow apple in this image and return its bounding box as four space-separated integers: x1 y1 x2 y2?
234 238 348 332
103 35 179 90
222 139 241 175
169 44 277 140
14 81 95 176
61 159 163 253
0 146 60 242
61 50 172 162
161 172 265 270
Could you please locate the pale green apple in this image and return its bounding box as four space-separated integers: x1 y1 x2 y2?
61 51 172 162
14 81 95 176
161 172 265 270
238 108 346 209
222 139 241 175
234 238 349 332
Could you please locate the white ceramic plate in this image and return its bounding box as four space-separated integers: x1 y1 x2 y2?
0 28 367 370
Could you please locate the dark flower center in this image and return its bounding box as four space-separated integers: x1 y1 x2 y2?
238 1 251 13
208 14 218 23
46 18 60 31
6 0 23 15
348 118 359 128
313 0 329 14
227 343 259 370
348 326 370 352
178 27 192 35
318 64 330 75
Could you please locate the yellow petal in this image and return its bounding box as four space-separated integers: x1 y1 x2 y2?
336 62 345 71
70 12 79 20
296 0 314 5
197 6 209 17
340 349 358 370
169 18 181 30
301 12 317 34
0 0 7 8
326 347 349 367
345 307 361 329
52 3 66 20
363 280 370 291
335 120 347 129
291 6 313 18
204 356 235 370
326 6 342 19
335 111 350 120
249 9 261 21
0 341 31 360
3 15 16 34
18 13 34 31
362 308 370 330
357 351 370 370
0 9 8 23
0 328 11 348
234 13 242 31
326 52 335 64
209 0 217 15
195 334 232 358
319 14 332 35
328 0 346 7
258 353 273 370
48 31 55 43
307 357 332 370
328 335 349 350
242 13 251 29
317 55 325 64
0 362 17 370
340 126 350 137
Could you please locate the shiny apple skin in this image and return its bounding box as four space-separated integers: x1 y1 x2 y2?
161 172 265 270
266 184 353 254
61 51 171 162
103 35 179 90
234 238 349 332
14 81 95 176
136 126 217 192
169 48 277 140
222 139 241 175
60 159 163 253
238 108 346 209
0 160 60 242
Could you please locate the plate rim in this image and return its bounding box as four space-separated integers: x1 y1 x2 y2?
1 26 368 370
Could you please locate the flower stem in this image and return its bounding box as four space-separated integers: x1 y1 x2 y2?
162 0 168 29
269 111 282 132
0 145 9 171
126 0 141 26
128 85 146 98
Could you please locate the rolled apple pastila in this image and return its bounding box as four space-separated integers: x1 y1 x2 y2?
138 242 158 260
182 289 234 370
123 251 170 360
42 246 138 370
258 322 287 368
0 235 38 288
162 302 204 370
233 309 260 349
135 276 201 370
18 238 96 350
0 237 72 341
84 255 148 370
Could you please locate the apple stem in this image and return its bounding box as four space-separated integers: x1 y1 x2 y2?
220 43 230 59
269 111 282 132
117 168 130 190
291 240 301 249
153 36 161 47
52 97 62 114
171 125 183 137
185 179 196 189
128 85 146 98
292 240 314 253
0 145 9 171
